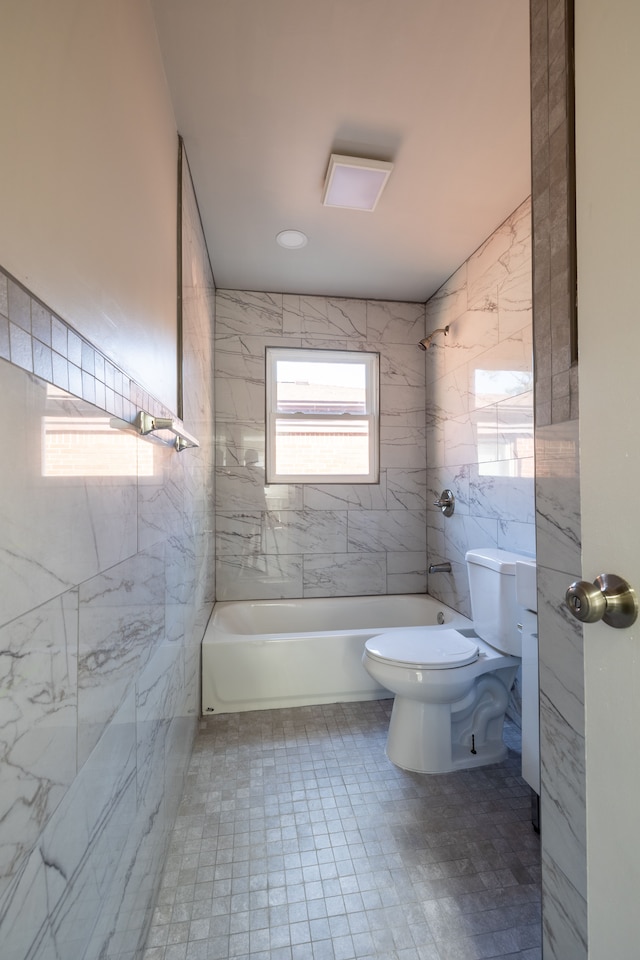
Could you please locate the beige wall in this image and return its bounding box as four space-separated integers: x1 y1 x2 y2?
0 0 179 410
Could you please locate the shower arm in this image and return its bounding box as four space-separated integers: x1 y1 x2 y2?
418 325 450 351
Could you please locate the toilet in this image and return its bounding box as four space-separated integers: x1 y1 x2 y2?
362 547 530 774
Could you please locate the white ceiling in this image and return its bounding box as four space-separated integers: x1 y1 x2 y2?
151 0 531 303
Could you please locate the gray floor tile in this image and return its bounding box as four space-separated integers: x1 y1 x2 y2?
147 701 541 960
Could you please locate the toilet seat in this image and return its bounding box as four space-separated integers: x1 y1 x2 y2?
365 628 479 669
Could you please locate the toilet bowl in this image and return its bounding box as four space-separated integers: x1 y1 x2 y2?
362 548 531 774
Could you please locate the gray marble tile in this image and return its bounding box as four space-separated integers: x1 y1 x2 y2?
214 335 266 384
215 421 265 468
0 691 138 960
283 295 366 340
0 272 7 318
380 425 427 469
425 414 445 470
136 642 182 807
215 290 283 337
468 199 532 313
424 263 467 334
426 464 470 517
215 373 265 423
77 548 166 766
499 274 532 342
379 384 426 427
215 554 303 601
0 319 9 360
426 509 447 562
138 445 186 549
497 519 537 556
215 466 301 512
537 565 585 737
366 300 425 344
0 370 138 629
164 534 197 643
376 340 426 387
0 155 215 960
7 280 30 332
303 552 386 597
497 390 534 460
262 509 347 555
303 476 387 511
469 461 535 524
347 509 427 554
66 328 83 367
426 558 471 618
469 332 534 408
471 405 499 464
386 551 428 594
386 468 427 510
216 511 263 556
540 691 586 900
428 363 471 420
535 421 581 575
9 322 32 371
32 340 53 381
541 849 587 960
444 513 499 564
0 591 78 898
443 415 477 467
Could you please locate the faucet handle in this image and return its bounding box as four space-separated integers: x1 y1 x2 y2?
433 489 455 517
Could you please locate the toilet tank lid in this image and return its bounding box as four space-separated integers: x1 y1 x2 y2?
465 547 535 575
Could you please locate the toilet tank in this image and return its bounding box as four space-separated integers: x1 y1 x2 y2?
465 548 531 655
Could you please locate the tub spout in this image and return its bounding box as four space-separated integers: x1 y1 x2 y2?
428 562 452 574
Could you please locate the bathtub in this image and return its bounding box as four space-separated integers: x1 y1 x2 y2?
201 594 472 714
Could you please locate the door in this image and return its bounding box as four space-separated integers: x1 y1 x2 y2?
574 0 640 953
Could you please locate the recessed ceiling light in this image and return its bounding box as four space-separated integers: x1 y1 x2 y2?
276 229 308 249
322 154 394 212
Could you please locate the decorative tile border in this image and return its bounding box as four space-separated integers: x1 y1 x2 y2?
0 267 174 424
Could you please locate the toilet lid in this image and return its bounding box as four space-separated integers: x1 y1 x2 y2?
365 629 479 669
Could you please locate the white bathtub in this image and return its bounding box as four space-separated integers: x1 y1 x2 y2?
201 594 472 714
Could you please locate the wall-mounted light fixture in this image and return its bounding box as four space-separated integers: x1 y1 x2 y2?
322 154 394 212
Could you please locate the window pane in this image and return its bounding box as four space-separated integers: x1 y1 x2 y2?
275 360 367 414
275 419 370 476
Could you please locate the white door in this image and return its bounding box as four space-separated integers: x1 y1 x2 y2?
575 0 640 953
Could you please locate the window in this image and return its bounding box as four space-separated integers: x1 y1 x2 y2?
266 347 379 484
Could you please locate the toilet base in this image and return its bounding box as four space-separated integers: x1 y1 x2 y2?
385 685 510 774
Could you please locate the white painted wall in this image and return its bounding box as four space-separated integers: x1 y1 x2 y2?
0 0 179 410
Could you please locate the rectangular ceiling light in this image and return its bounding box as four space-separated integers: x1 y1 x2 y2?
322 154 394 212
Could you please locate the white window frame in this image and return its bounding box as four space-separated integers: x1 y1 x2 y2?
265 347 380 484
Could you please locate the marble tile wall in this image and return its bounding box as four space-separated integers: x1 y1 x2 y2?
423 198 535 610
422 198 535 727
0 153 215 959
530 0 587 956
215 293 427 600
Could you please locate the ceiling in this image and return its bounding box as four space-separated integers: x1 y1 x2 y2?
151 0 531 303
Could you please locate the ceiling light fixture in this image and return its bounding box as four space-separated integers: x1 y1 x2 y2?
276 229 308 249
322 154 394 212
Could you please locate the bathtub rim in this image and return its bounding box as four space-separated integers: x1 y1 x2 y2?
201 593 473 714
205 593 470 642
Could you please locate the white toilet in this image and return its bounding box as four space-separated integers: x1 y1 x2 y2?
362 547 530 774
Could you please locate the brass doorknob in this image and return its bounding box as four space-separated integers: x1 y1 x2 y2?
565 574 637 628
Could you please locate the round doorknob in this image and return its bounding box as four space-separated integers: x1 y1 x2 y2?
565 574 638 628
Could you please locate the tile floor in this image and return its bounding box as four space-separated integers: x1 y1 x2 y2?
144 700 541 960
